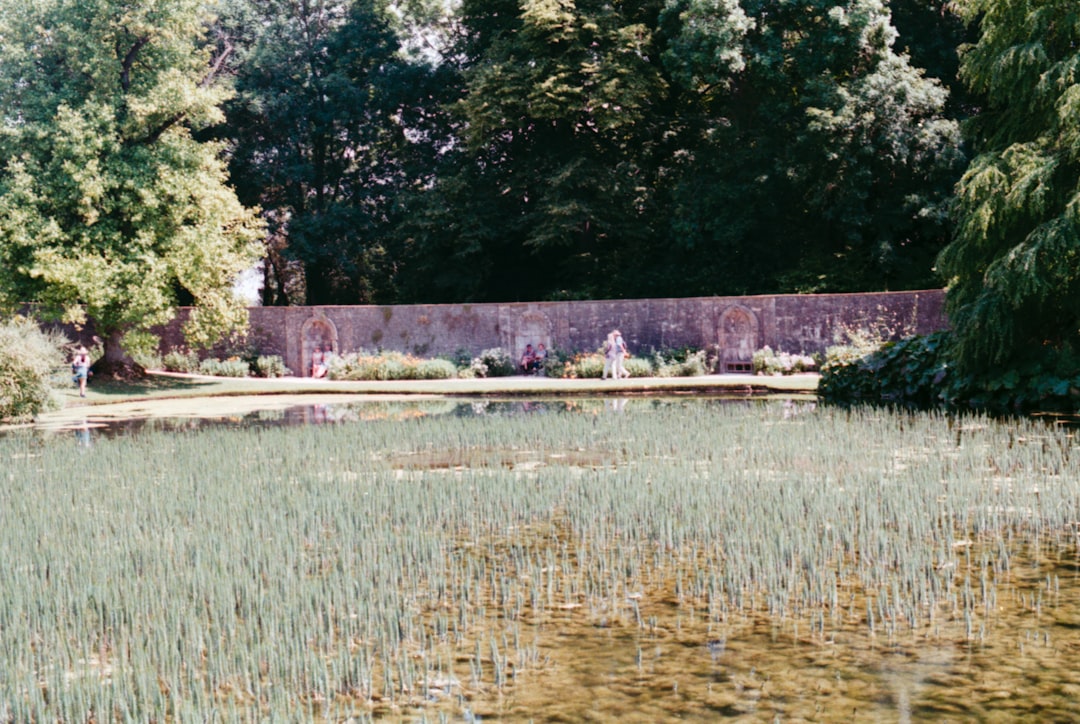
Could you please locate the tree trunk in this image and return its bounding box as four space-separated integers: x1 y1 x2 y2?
93 328 146 379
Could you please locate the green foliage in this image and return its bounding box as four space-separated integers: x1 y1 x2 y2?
398 0 964 302
559 352 653 378
752 347 818 376
623 356 656 378
401 0 669 302
469 348 516 378
198 357 251 378
532 346 570 378
327 350 456 381
222 0 438 305
254 355 289 378
162 350 201 374
0 0 264 356
0 316 69 422
562 352 607 379
819 332 951 407
936 0 1080 381
820 330 1080 411
414 358 458 380
653 349 708 377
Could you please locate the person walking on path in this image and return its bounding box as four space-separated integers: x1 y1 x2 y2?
602 330 629 379
601 332 616 379
612 330 629 379
71 345 91 397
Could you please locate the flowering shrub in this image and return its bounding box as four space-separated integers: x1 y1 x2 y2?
328 351 455 381
752 346 817 375
653 349 708 377
469 348 516 378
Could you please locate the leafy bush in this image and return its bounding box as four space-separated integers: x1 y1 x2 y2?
328 350 457 381
197 357 251 377
653 349 707 377
752 346 817 375
560 352 652 378
624 356 654 377
820 332 951 408
0 316 69 422
535 347 570 378
820 330 1080 412
125 330 163 370
414 359 457 380
469 348 516 378
162 349 200 373
562 352 605 378
131 351 163 371
446 348 474 369
254 355 289 378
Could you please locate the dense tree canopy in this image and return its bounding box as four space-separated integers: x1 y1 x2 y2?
5 0 1041 348
0 0 264 366
394 0 964 302
657 0 965 296
936 0 1080 380
221 0 447 305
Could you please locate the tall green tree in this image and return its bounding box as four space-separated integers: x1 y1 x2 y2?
936 0 1080 379
660 0 964 295
888 0 978 116
222 0 445 305
400 0 670 302
401 0 963 302
0 0 264 370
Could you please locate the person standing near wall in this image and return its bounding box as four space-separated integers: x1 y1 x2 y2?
71 345 91 397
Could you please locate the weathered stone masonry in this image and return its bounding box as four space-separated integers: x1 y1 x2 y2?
159 289 947 377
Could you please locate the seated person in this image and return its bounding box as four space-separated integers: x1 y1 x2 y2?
533 343 548 373
311 346 329 378
520 344 537 373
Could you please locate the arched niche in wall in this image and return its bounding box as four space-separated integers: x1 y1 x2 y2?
512 311 553 363
300 315 338 377
717 305 759 373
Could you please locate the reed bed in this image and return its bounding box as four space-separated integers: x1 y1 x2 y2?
1 402 1079 719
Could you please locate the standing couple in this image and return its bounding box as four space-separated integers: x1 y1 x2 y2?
602 330 629 379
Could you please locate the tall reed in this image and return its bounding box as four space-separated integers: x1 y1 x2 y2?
1 402 1077 718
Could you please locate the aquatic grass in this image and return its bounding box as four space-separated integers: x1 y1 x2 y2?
2 403 1080 718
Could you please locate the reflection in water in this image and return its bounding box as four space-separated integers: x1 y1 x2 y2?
34 395 812 445
605 397 627 413
73 421 92 448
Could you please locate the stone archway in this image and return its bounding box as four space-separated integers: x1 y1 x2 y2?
300 315 338 377
718 305 759 373
500 310 553 369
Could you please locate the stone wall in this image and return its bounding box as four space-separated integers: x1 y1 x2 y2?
158 289 947 377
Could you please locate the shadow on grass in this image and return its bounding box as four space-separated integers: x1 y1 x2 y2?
88 376 220 399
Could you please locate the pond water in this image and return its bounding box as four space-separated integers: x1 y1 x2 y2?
4 397 1080 721
29 394 817 441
